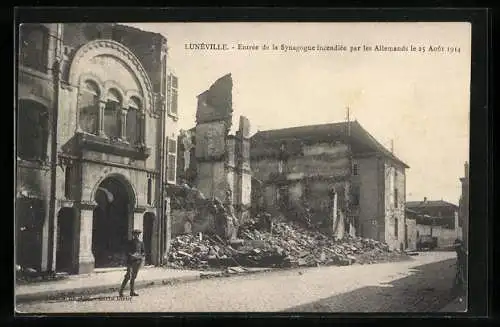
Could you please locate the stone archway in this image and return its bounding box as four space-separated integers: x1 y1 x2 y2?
92 175 135 268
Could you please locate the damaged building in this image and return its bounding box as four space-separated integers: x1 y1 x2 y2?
173 74 252 236
250 121 409 250
16 23 179 274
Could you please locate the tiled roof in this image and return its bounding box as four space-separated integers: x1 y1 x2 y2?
250 120 409 168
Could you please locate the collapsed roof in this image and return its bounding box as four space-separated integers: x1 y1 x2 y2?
251 120 409 168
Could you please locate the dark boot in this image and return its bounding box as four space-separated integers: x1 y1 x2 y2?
130 279 138 296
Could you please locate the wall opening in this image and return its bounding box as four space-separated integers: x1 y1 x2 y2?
17 100 49 162
56 207 76 273
92 176 134 268
142 212 155 265
16 198 44 270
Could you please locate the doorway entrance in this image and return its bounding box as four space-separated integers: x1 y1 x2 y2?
56 208 75 272
15 197 44 270
143 212 155 265
92 176 135 268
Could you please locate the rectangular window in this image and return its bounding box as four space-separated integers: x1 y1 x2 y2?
167 74 178 117
394 188 398 208
166 138 177 183
147 178 152 205
353 163 359 176
395 218 399 238
351 186 360 206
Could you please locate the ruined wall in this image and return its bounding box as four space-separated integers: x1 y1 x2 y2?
354 156 380 240
193 74 251 225
287 143 350 177
287 156 350 177
251 158 280 181
250 141 351 235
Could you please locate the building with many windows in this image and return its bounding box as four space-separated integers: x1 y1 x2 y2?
16 23 179 274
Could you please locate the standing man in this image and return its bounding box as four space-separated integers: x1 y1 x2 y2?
452 238 467 299
119 229 145 297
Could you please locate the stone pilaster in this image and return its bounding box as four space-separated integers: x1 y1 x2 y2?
138 112 146 146
98 102 107 138
120 108 128 142
77 205 95 274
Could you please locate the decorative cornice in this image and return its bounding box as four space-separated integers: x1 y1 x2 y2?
79 201 98 211
75 132 151 160
68 39 154 118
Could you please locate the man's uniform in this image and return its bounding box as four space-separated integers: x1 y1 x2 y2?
119 229 145 297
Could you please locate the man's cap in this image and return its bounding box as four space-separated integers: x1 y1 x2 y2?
132 229 142 234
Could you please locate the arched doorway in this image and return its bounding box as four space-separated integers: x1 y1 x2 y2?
56 208 76 272
92 176 135 268
15 197 44 270
143 212 155 265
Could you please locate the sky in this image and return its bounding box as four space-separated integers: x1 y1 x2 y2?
127 22 471 204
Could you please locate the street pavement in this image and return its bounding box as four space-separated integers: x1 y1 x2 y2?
16 251 459 313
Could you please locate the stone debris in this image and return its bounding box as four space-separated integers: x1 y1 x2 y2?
167 217 408 270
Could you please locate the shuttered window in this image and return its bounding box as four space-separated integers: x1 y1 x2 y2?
167 74 178 117
166 138 177 183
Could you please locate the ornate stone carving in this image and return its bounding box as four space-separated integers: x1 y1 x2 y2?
68 40 154 118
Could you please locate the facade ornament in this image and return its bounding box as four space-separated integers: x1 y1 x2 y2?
68 39 155 118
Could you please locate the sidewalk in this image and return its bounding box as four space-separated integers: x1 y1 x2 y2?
440 297 467 312
16 266 272 303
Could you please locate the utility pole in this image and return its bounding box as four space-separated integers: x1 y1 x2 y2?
345 106 351 137
48 23 63 272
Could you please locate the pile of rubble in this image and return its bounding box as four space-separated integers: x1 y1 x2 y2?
16 265 68 285
167 219 408 270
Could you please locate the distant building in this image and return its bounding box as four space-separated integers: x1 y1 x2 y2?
250 120 409 250
16 23 178 274
406 198 460 249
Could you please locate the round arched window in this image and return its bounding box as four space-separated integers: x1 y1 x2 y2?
78 80 100 134
103 89 122 138
126 96 142 145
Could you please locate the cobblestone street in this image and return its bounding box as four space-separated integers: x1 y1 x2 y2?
16 251 458 313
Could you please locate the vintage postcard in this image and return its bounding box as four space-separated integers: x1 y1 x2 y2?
15 21 470 313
